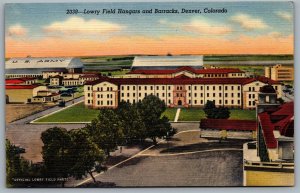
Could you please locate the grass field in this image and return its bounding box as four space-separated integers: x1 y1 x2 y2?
35 103 99 123
178 108 256 121
178 108 206 121
161 108 177 121
35 103 256 123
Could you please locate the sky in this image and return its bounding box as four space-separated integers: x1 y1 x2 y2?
5 2 294 57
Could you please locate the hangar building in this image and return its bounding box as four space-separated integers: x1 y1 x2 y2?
5 57 83 78
131 56 204 70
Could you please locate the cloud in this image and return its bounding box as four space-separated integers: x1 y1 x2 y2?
268 32 283 38
43 16 124 35
231 13 269 30
8 24 27 36
159 18 232 35
276 11 292 22
184 19 232 35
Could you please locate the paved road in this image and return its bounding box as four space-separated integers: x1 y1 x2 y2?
74 150 243 187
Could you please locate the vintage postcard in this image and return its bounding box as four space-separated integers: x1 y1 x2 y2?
5 1 294 187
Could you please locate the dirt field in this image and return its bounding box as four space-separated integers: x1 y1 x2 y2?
5 104 53 124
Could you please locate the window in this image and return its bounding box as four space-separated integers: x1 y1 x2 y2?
219 100 222 104
225 100 228 104
201 100 203 104
231 100 234 104
238 93 240 97
144 86 147 90
219 93 222 97
237 86 240 90
88 93 90 97
156 86 159 90
133 86 136 90
88 100 90 104
194 93 197 97
162 86 165 90
139 93 141 97
201 93 203 97
231 93 234 97
213 86 215 90
238 100 240 104
194 86 197 90
252 94 255 98
207 86 209 90
168 99 171 104
213 93 215 97
231 86 234 90
225 93 228 97
249 94 251 99
133 93 135 97
127 86 130 90
127 93 130 97
107 94 109 98
88 86 90 91
266 96 270 103
252 101 256 106
139 86 141 90
168 86 170 90
156 93 159 97
168 93 171 97
225 86 228 90
207 93 209 97
201 86 203 90
151 86 153 90
219 86 222 90
97 101 100 105
248 101 251 106
194 100 197 104
145 93 147 97
189 86 191 90
107 101 109 105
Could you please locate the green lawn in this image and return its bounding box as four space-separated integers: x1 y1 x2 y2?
35 102 99 123
161 108 177 121
229 109 256 120
178 108 256 121
178 108 206 121
35 102 256 123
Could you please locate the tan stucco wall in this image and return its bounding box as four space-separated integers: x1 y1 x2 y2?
244 170 294 186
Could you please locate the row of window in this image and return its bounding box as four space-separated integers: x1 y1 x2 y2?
87 100 114 106
119 85 242 91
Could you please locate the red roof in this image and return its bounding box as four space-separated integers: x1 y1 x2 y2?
86 76 279 86
6 79 25 84
6 77 36 85
127 67 244 75
200 119 256 131
258 102 294 149
6 85 40 89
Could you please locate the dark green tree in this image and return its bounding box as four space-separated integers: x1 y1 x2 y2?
69 129 107 183
116 101 146 143
137 95 176 144
86 109 124 156
204 100 230 119
41 127 72 187
6 139 30 187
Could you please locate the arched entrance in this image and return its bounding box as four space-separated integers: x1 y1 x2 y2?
178 100 182 106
